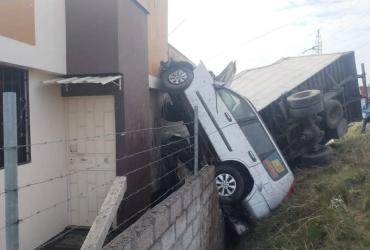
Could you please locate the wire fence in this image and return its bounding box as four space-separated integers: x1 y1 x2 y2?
0 93 199 249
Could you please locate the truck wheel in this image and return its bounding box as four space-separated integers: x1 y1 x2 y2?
215 165 245 204
160 63 194 92
336 118 348 138
301 146 332 166
324 99 344 129
287 89 322 109
289 101 324 118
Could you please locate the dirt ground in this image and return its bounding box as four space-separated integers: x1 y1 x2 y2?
231 123 370 250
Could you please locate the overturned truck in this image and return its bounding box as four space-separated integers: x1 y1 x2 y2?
230 52 362 165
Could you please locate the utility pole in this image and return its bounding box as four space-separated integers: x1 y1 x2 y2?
302 29 323 55
315 29 322 55
3 92 19 250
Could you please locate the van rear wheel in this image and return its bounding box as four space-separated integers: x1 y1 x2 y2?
215 165 245 204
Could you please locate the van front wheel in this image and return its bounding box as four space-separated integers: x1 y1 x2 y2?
160 64 193 92
215 165 245 204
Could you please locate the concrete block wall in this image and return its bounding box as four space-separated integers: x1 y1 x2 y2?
104 165 224 250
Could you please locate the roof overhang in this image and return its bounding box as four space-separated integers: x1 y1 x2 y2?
43 75 122 90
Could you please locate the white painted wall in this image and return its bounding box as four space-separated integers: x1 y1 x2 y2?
0 69 68 250
0 0 66 74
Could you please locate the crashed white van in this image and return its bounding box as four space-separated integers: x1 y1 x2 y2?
160 61 295 219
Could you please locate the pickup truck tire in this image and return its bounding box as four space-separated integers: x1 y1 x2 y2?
301 146 332 166
289 100 324 118
287 89 322 109
161 64 194 92
216 165 245 204
324 99 344 129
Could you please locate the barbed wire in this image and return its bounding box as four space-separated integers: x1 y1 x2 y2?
115 136 194 162
0 180 115 232
0 121 193 151
0 136 193 197
122 157 194 202
119 144 193 175
0 158 193 247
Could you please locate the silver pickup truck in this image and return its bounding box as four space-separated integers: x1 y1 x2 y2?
160 61 295 219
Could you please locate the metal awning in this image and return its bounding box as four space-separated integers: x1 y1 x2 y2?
43 75 122 90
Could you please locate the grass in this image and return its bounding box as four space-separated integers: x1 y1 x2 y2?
232 123 370 250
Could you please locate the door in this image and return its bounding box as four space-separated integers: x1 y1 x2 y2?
218 88 289 177
65 96 116 226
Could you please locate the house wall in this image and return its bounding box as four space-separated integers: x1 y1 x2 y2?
116 0 153 223
0 0 35 45
65 0 119 75
0 0 66 74
147 0 168 77
0 69 67 250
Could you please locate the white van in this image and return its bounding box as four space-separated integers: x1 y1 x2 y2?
160 61 295 218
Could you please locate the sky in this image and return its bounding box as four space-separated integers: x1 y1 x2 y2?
168 0 370 77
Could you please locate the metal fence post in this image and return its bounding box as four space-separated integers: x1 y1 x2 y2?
3 92 19 250
194 106 199 176
361 63 368 107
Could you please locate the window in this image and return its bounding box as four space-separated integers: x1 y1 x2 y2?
239 121 275 161
0 66 31 168
218 88 256 122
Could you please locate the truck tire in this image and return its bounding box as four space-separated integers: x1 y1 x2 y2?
160 63 194 92
301 146 332 166
287 89 322 109
289 101 324 118
216 165 245 204
324 99 344 129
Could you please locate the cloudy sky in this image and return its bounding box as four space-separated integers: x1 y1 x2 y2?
168 0 370 76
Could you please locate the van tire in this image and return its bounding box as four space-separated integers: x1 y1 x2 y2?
324 99 344 129
161 64 194 92
289 100 324 118
287 89 322 109
215 165 245 204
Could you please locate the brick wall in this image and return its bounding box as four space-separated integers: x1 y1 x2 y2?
104 165 224 250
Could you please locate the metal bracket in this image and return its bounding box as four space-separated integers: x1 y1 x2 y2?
112 78 122 91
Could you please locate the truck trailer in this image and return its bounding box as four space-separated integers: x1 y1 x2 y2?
230 52 362 165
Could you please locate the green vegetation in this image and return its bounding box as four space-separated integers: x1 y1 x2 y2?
233 123 370 250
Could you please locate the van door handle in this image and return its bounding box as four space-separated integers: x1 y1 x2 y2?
248 151 257 162
224 112 232 122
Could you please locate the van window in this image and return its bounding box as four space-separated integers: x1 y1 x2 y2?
218 88 255 122
240 121 275 160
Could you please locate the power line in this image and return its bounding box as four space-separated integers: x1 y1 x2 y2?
207 17 303 62
169 18 186 36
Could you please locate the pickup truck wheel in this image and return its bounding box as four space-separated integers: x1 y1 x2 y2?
324 99 344 129
289 100 324 118
287 89 322 109
161 64 194 92
215 165 245 204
